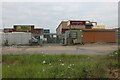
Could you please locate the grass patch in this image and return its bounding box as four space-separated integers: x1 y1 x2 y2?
2 50 119 78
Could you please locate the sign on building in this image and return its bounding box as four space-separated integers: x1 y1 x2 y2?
44 29 50 33
70 21 86 25
16 26 31 31
13 25 34 32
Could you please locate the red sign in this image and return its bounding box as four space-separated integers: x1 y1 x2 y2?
70 21 86 25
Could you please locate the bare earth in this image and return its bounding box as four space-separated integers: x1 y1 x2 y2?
2 43 118 55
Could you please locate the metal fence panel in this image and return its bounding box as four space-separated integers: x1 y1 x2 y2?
3 32 31 45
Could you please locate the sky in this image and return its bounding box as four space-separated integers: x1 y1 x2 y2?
0 0 119 33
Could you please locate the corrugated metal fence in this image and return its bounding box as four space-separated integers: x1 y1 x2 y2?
3 32 31 45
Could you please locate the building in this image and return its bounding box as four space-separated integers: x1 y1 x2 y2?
31 28 44 34
4 25 44 35
4 28 14 33
56 20 97 34
61 29 116 45
92 25 106 29
56 21 68 34
61 30 83 45
56 20 116 45
3 24 55 45
3 25 46 45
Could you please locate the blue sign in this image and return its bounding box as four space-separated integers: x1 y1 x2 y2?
44 29 50 33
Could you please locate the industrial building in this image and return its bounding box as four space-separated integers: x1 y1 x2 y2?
3 25 51 46
2 25 61 46
60 29 116 45
2 20 117 46
56 20 116 45
56 20 100 34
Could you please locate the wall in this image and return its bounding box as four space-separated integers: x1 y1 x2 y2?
56 21 68 34
31 29 43 34
3 32 31 45
70 25 85 29
82 29 116 43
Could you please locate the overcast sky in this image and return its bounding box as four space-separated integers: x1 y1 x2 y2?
1 2 118 32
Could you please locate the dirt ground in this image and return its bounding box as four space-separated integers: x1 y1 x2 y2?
2 43 118 55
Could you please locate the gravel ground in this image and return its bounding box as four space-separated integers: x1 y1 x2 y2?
2 43 118 55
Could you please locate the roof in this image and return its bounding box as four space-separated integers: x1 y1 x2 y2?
83 29 116 32
13 25 34 26
4 28 13 29
69 20 90 22
56 21 68 31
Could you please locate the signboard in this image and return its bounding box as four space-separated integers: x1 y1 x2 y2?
44 29 50 33
16 26 31 31
70 21 86 25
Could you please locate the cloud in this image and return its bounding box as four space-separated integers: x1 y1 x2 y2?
1 0 119 2
2 2 118 32
52 6 65 11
